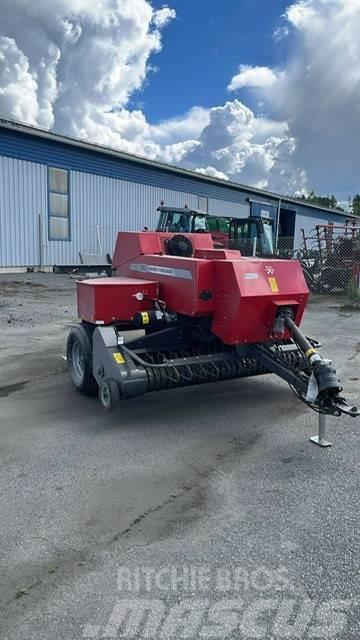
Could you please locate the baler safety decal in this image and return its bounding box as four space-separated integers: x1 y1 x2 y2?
268 277 279 292
130 263 193 280
113 352 125 364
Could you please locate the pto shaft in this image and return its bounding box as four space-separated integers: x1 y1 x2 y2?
281 310 341 399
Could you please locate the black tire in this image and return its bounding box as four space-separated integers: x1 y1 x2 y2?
99 378 120 411
66 325 98 396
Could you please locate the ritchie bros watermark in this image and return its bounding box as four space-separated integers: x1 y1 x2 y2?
82 564 357 639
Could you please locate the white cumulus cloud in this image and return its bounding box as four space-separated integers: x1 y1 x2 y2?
0 0 176 135
228 65 283 91
0 37 39 125
286 0 316 28
1 0 358 197
226 0 360 196
195 166 229 181
0 0 303 193
176 100 307 193
152 6 176 28
267 0 360 196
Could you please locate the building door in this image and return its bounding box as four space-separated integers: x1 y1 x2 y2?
278 209 296 253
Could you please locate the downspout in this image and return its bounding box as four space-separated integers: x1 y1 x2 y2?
275 197 281 254
38 212 44 269
96 224 103 254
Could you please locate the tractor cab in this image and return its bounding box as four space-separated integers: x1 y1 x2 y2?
156 206 208 234
231 216 275 255
156 205 275 255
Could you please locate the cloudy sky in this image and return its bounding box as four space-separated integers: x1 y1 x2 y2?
0 0 359 200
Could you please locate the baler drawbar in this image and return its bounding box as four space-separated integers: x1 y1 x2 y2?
67 231 358 433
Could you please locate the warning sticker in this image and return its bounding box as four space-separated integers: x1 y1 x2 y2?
141 311 149 324
113 352 125 365
268 277 279 292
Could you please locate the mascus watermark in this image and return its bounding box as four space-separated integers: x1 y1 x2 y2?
81 564 357 639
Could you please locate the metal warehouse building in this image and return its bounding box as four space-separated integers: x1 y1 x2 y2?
0 118 354 269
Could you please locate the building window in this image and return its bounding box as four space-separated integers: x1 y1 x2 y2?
198 196 208 212
48 167 70 240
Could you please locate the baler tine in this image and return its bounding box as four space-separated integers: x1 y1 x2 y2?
67 231 359 444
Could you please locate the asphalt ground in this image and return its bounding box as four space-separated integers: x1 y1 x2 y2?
0 273 359 639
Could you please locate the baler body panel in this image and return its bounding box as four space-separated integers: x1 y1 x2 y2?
118 254 214 317
211 259 308 344
113 231 213 269
68 230 358 420
77 277 159 324
78 231 308 340
113 232 162 269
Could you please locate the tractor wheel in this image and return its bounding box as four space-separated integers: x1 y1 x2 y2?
99 378 120 411
66 325 98 396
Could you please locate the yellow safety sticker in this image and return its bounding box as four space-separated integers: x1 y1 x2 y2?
113 352 125 365
141 311 149 325
268 277 279 293
305 347 317 358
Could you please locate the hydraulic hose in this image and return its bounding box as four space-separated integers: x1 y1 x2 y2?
281 310 341 398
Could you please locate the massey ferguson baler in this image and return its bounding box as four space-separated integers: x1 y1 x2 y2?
67 231 358 443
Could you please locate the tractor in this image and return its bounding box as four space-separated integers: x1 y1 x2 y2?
156 205 275 256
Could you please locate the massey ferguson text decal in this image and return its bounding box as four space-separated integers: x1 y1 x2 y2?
130 263 193 280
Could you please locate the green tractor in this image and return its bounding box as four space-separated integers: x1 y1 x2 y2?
156 205 275 256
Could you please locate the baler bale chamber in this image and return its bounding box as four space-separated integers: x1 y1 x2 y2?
66 231 358 431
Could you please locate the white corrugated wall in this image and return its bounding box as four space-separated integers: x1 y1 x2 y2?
294 212 331 249
0 158 204 267
0 156 347 267
45 172 201 265
0 156 47 267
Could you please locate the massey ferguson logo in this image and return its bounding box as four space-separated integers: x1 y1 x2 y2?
265 265 275 276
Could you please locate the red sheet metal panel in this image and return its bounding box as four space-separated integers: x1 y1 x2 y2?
211 258 309 344
112 232 162 269
118 254 214 317
77 232 309 344
112 231 214 269
77 277 159 324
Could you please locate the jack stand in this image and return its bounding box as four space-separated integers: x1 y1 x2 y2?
310 413 332 448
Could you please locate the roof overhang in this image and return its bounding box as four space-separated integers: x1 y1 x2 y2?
0 117 356 220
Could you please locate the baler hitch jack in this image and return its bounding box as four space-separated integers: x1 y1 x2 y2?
249 309 359 446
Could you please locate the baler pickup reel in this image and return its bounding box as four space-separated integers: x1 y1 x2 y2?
67 231 358 445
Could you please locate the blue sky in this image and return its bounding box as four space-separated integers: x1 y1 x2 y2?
0 0 359 200
139 0 291 122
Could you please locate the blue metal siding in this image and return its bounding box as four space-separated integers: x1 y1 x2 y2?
208 198 250 218
0 126 353 267
0 126 352 224
0 127 270 207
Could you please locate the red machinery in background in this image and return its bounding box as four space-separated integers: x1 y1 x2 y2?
67 231 358 435
300 222 360 293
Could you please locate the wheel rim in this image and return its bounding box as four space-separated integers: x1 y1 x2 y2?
100 382 111 409
71 340 85 385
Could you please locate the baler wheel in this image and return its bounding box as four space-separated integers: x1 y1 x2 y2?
66 326 98 396
99 378 120 411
